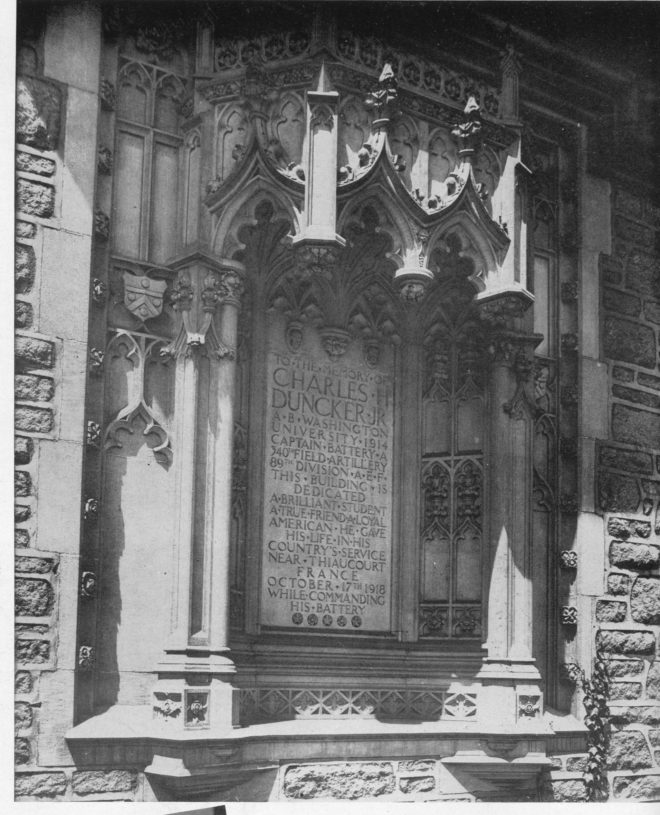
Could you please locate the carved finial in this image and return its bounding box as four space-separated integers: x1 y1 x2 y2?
500 35 521 120
379 63 395 83
365 62 399 122
451 96 483 156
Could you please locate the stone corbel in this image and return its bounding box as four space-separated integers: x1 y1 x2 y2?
391 228 435 304
163 255 241 360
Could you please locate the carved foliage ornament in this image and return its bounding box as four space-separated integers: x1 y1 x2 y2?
91 278 107 305
310 102 334 131
99 79 116 111
89 348 105 376
78 645 95 671
163 268 242 359
86 420 102 448
97 146 113 175
80 571 96 598
83 497 99 522
94 210 110 240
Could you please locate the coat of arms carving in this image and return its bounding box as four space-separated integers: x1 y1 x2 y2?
123 272 168 324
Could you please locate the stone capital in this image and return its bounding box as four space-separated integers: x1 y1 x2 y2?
476 289 534 329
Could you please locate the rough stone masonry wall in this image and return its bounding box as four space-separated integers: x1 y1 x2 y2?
12 5 143 802
595 186 660 801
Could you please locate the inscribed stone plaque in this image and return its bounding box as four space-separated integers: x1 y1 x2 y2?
261 321 394 632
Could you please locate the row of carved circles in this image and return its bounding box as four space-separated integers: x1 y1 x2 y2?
335 31 500 116
216 31 311 71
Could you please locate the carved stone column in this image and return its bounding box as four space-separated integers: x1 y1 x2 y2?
475 292 545 730
154 250 244 732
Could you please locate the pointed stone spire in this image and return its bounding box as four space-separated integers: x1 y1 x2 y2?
314 60 335 94
500 40 522 120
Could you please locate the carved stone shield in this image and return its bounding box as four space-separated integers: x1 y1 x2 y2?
123 272 167 322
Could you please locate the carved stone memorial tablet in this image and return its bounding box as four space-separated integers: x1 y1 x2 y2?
261 321 394 632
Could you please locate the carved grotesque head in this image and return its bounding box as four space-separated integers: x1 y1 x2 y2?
365 341 380 368
286 321 303 352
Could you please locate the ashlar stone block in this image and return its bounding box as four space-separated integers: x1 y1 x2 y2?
604 316 656 369
17 178 55 219
647 663 660 699
613 774 660 800
16 77 62 151
612 385 660 410
599 444 653 474
609 682 643 700
608 517 652 539
15 373 54 402
599 471 640 513
608 730 653 770
15 406 54 434
542 779 587 802
15 578 54 617
15 638 51 664
606 658 643 677
15 244 36 294
607 573 631 595
15 772 67 798
399 776 435 794
610 541 659 570
71 770 138 795
596 629 656 655
283 762 395 799
596 599 627 622
631 577 660 624
15 336 55 369
15 301 34 329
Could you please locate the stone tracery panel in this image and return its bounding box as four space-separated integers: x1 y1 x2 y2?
419 310 485 639
338 96 372 169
